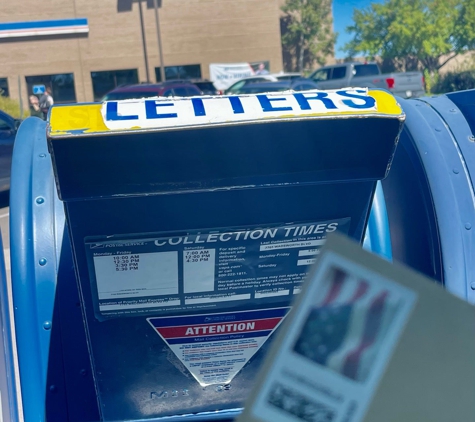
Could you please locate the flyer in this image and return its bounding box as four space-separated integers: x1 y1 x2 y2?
239 232 475 422
84 218 350 319
238 233 418 422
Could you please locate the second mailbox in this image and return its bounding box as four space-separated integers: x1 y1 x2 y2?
46 88 404 421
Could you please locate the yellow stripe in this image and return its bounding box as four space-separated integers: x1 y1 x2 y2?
368 90 403 115
48 104 109 136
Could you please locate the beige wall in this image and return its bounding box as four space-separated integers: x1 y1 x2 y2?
438 51 475 75
0 0 284 105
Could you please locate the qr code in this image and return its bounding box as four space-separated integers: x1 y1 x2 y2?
267 382 335 422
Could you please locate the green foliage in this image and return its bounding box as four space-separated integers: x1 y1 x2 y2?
281 0 336 72
0 91 24 119
344 0 475 74
433 69 475 94
423 68 439 95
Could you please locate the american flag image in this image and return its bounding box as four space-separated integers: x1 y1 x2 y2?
293 266 401 383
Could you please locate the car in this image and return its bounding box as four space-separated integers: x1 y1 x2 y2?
188 79 221 95
271 72 302 81
102 81 202 101
163 79 221 95
228 78 320 95
0 110 21 193
224 73 302 95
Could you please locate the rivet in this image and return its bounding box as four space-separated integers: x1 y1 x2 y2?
465 223 472 230
36 197 45 204
471 282 475 290
49 385 57 393
79 369 87 377
43 321 52 330
449 108 457 113
39 153 46 158
435 128 441 132
453 168 459 174
39 258 47 266
469 135 475 142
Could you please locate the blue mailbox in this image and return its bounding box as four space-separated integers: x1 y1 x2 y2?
381 90 475 302
10 89 405 421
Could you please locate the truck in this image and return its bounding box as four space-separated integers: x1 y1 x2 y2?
309 62 426 98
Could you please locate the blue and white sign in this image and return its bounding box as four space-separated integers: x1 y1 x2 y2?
209 63 255 90
100 89 381 132
32 85 45 95
0 18 89 38
85 219 350 319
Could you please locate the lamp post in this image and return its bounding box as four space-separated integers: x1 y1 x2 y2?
137 0 151 82
153 0 165 82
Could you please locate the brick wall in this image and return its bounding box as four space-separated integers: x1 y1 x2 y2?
0 0 284 105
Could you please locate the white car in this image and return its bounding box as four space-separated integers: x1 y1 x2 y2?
225 73 301 94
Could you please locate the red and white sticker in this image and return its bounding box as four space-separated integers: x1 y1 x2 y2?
148 307 289 386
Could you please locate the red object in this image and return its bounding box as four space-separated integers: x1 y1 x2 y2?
386 77 395 89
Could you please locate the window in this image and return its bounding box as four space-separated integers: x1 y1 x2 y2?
91 69 139 101
311 69 330 82
227 80 246 93
293 83 318 91
0 78 9 97
155 65 202 82
172 87 188 96
25 73 76 103
330 66 347 79
354 64 380 77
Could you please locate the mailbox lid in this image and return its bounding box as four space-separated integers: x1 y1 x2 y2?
47 89 404 201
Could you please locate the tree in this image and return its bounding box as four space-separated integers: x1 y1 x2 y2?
281 0 336 73
343 0 475 74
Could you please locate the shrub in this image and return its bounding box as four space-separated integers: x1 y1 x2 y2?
0 91 25 118
433 69 475 94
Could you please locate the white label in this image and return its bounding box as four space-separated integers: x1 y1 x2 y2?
260 240 325 252
183 249 215 293
93 251 178 300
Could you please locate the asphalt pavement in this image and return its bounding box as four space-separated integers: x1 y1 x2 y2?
0 190 23 421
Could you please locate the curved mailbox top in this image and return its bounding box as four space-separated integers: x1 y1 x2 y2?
48 88 404 138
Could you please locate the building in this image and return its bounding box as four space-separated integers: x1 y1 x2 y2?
0 0 284 105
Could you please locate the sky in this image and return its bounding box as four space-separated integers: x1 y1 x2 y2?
333 0 383 58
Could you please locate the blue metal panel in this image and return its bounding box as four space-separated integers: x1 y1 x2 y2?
382 95 475 300
10 117 64 421
10 117 100 421
416 94 475 301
